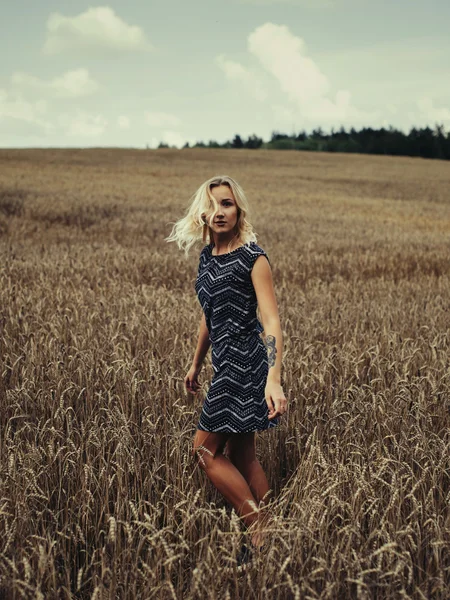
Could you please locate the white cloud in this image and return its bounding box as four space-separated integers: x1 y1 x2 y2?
0 90 53 134
58 111 108 137
216 54 267 101
160 130 186 148
43 6 152 55
144 111 181 127
248 23 380 126
249 24 329 102
416 97 450 123
271 104 296 125
117 116 130 129
0 89 109 139
11 69 99 98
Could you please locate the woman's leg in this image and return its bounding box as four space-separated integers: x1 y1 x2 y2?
226 432 271 507
192 429 260 529
226 432 273 548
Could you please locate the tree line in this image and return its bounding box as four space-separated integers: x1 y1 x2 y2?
157 124 450 160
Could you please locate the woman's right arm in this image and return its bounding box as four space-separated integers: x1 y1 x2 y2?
192 312 211 369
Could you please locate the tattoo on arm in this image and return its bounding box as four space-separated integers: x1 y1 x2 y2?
266 335 277 368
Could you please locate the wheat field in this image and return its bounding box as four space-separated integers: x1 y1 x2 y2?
0 148 449 599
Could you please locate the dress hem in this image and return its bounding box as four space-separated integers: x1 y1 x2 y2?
196 423 279 433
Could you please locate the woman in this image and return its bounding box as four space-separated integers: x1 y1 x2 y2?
166 175 287 561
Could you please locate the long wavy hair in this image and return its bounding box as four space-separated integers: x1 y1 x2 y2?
165 175 258 256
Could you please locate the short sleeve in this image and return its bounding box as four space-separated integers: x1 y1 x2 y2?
248 243 271 272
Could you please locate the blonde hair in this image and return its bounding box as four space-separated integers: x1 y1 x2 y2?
165 175 258 257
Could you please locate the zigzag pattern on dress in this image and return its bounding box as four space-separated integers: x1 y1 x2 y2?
195 241 279 433
198 332 277 433
195 241 271 345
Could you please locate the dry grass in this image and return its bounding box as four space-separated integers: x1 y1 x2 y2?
0 148 449 599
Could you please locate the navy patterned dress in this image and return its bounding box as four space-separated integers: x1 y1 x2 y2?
195 240 279 433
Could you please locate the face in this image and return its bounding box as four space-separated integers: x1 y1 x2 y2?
203 184 239 234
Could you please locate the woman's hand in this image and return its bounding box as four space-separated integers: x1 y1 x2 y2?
265 382 287 420
184 364 202 395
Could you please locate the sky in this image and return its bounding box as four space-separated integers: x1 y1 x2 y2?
1 0 449 148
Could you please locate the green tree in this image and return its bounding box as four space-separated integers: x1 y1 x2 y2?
231 135 244 148
244 134 263 149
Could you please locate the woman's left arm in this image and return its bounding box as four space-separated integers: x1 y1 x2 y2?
252 255 288 420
